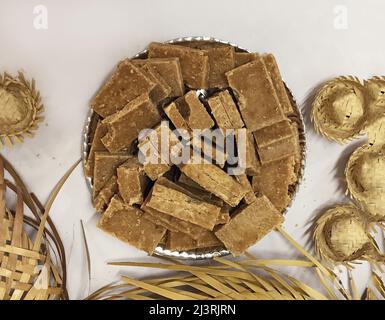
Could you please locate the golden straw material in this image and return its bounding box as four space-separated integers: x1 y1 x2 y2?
345 144 385 220
0 72 44 148
86 227 352 301
311 76 367 143
0 154 79 300
313 204 380 266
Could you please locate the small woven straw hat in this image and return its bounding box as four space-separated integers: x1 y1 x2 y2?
345 144 385 220
0 72 44 148
312 76 367 143
314 204 372 265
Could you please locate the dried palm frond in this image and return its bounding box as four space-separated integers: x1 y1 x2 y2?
345 144 385 221
0 154 79 300
311 76 367 143
85 227 347 301
0 72 44 148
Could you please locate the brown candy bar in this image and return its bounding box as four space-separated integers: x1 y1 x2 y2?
133 58 185 97
93 152 131 196
102 94 161 152
165 91 214 130
207 90 244 129
142 65 172 103
148 43 209 89
252 157 296 212
85 122 108 178
205 46 235 88
145 177 221 230
262 54 295 115
98 196 166 254
234 52 258 68
180 160 247 207
253 120 297 164
166 231 222 252
226 57 285 131
91 60 156 118
93 175 118 213
215 195 284 256
117 159 149 205
235 174 256 204
141 204 208 240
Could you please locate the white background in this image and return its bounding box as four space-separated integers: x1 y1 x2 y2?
1 0 383 299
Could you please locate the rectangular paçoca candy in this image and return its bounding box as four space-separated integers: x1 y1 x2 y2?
91 60 156 118
166 230 223 252
179 160 247 207
215 195 284 256
93 152 131 197
141 204 208 240
144 177 221 230
226 56 285 131
253 120 297 164
148 42 209 89
93 175 118 213
262 54 295 115
132 58 185 97
98 196 167 255
252 156 296 212
207 90 244 129
234 52 258 68
101 94 161 152
117 158 149 206
85 122 108 178
205 46 235 88
164 91 214 130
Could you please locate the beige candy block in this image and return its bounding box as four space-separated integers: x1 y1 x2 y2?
117 159 149 205
215 195 284 256
180 160 247 207
148 42 209 89
205 46 235 88
91 60 156 118
145 177 221 230
226 57 285 131
102 94 161 152
98 196 166 255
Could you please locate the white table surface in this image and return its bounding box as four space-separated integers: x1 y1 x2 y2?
1 0 383 299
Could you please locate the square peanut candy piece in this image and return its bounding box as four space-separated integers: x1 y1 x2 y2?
117 159 149 206
93 152 131 197
91 60 156 118
148 42 209 89
145 177 221 231
252 157 296 212
102 94 161 152
98 196 166 255
215 195 284 256
253 120 297 164
207 90 244 129
205 46 235 88
226 56 285 131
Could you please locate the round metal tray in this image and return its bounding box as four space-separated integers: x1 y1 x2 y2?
82 36 307 260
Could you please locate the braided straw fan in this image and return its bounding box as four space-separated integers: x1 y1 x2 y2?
345 144 385 221
311 76 367 143
314 204 380 265
0 72 44 148
0 155 77 300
